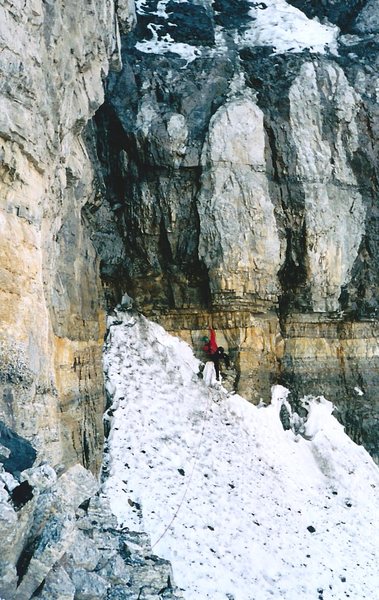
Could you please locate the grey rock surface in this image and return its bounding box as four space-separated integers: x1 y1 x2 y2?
65 530 101 571
20 464 57 492
353 0 379 33
0 461 182 600
96 2 379 319
37 565 75 600
15 514 76 600
70 568 110 600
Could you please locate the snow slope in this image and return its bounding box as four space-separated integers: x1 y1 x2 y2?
103 310 379 600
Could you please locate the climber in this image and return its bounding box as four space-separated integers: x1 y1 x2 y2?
202 328 230 381
202 327 218 356
211 346 230 381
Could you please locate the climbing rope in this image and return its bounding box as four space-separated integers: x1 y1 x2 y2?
151 389 212 550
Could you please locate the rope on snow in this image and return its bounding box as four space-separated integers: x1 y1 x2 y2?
151 389 212 550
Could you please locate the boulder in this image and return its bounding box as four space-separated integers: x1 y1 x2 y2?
37 565 75 600
15 514 75 600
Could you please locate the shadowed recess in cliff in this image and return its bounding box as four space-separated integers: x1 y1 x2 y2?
337 143 379 319
240 46 308 113
93 49 236 310
0 421 36 476
278 225 311 316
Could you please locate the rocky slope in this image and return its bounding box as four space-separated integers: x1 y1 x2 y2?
0 442 182 600
93 0 379 460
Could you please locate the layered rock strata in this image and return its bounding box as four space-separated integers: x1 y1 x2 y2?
1 0 378 465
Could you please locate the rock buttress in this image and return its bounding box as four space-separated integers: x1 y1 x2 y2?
0 0 127 472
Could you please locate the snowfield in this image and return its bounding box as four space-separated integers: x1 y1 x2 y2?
103 310 379 600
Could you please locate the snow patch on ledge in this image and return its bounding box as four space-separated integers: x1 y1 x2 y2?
239 0 339 55
135 23 201 63
134 0 339 64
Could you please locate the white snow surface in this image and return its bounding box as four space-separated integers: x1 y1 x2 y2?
135 0 201 63
239 0 339 55
103 311 379 600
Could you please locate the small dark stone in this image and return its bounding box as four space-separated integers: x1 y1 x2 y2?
178 468 185 476
279 403 291 430
78 498 90 511
307 525 316 533
127 498 141 511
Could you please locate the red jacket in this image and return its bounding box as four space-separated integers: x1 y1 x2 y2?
203 328 218 355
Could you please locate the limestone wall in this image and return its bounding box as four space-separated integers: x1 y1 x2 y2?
1 0 379 469
0 0 124 471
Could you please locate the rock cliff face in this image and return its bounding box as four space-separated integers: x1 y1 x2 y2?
94 0 379 459
0 0 127 471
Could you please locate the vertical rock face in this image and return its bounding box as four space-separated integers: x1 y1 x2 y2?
288 62 365 313
0 0 124 471
198 97 282 308
94 0 379 459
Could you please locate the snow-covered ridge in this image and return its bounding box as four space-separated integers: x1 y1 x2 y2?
103 310 379 600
